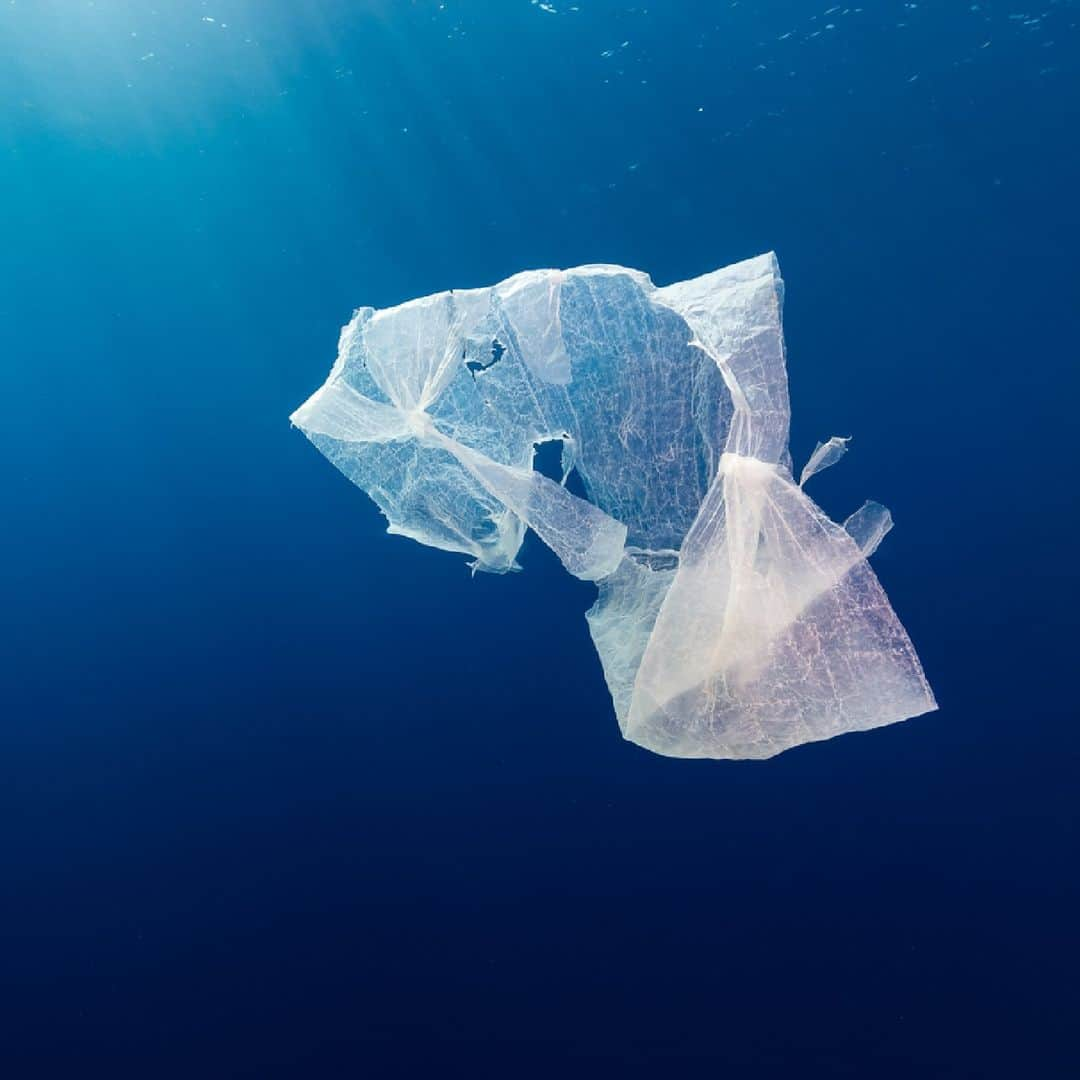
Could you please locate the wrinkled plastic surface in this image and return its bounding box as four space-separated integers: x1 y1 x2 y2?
291 254 936 759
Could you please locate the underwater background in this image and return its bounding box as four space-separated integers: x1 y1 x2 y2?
2 2 1078 1076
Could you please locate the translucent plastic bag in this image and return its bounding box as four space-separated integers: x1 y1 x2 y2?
291 254 936 759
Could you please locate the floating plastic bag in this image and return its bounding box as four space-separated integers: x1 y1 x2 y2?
291 254 936 759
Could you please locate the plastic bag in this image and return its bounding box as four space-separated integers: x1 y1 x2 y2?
291 254 936 759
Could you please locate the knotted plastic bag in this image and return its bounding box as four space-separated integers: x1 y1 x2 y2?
291 254 936 759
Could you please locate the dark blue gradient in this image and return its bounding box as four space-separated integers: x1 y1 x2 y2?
2 3 1077 1076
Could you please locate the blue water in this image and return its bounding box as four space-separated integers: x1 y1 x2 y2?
2 2 1078 1075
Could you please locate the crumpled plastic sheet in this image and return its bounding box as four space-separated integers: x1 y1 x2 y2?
291 254 937 759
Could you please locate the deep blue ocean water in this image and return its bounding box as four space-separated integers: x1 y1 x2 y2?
2 2 1078 1076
